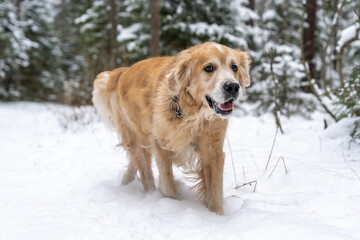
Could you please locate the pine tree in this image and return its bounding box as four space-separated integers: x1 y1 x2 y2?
55 0 88 104
0 0 33 99
250 0 316 116
116 0 151 64
160 0 249 54
74 0 116 103
317 0 360 90
19 0 62 101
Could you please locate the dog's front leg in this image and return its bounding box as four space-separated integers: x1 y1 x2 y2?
153 141 177 198
197 120 227 215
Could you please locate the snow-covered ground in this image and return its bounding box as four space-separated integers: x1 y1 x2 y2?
0 102 359 240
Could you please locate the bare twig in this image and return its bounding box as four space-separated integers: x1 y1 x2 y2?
269 156 288 178
281 156 288 174
320 0 347 92
241 149 259 172
340 137 357 161
265 126 279 171
341 139 348 161
228 194 242 200
226 136 237 183
336 26 360 87
235 180 258 192
351 168 360 181
355 10 360 22
269 48 284 134
300 4 337 121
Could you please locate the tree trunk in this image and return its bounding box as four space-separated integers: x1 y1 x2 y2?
300 5 337 121
330 0 339 90
108 0 118 69
302 0 317 93
283 0 289 44
246 0 255 26
15 0 22 92
150 0 160 57
15 0 21 21
61 0 66 18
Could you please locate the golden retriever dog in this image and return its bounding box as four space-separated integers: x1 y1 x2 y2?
92 42 251 215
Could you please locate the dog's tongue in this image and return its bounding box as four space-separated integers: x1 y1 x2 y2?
217 101 234 111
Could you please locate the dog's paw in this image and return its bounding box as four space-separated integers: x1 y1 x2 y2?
159 182 177 198
207 198 224 215
143 179 156 192
121 172 135 185
148 181 156 192
208 204 224 215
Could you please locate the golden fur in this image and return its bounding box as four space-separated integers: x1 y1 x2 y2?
92 42 251 214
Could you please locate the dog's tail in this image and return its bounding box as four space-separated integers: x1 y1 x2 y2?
92 67 128 130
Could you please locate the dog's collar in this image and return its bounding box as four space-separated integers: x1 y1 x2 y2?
171 95 184 120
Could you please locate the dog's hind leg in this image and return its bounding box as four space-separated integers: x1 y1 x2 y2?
138 147 156 192
118 121 154 191
121 160 137 185
153 141 177 198
126 143 155 192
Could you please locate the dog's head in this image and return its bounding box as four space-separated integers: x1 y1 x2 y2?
166 42 251 118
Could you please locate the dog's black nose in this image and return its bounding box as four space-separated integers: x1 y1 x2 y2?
223 82 240 95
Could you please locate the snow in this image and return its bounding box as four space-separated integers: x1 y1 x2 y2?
337 23 360 51
162 22 227 40
188 22 225 36
117 23 143 42
233 0 259 22
263 9 277 21
0 102 359 240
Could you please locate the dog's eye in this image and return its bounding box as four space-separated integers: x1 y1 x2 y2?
232 64 238 72
204 65 214 73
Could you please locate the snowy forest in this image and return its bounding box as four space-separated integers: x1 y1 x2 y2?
0 0 359 119
1 1 360 238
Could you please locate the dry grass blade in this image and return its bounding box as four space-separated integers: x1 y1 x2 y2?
351 168 360 181
226 136 237 183
265 126 279 171
241 149 259 172
235 180 258 192
281 156 288 174
269 156 288 178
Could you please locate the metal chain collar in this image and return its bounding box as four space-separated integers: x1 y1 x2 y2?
171 95 184 120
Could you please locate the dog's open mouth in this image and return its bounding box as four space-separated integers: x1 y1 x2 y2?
206 95 234 116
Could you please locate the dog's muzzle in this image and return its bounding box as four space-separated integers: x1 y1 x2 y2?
223 81 240 101
206 95 235 116
205 81 240 117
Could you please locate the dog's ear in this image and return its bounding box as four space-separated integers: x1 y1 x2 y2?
165 53 192 96
237 51 251 88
